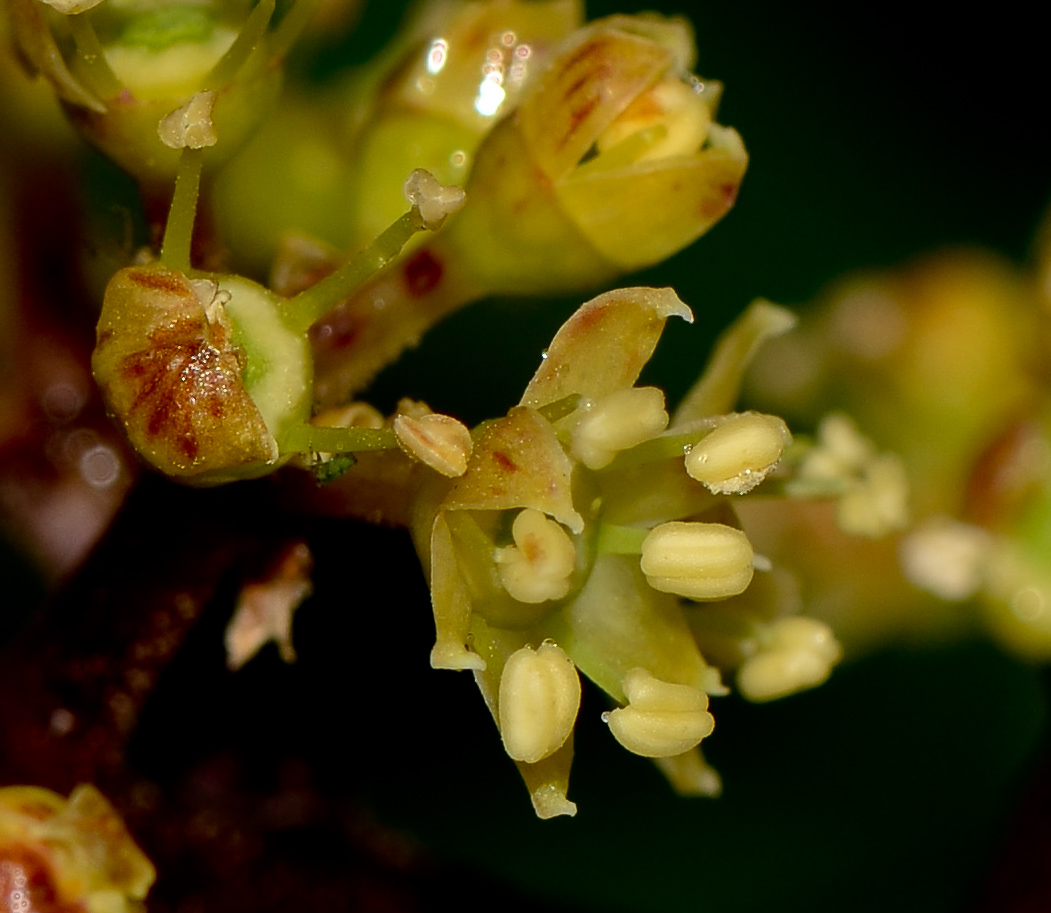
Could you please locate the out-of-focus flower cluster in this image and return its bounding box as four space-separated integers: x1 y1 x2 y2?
743 235 1051 661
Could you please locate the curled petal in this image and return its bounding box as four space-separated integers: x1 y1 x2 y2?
520 287 692 409
444 406 583 533
517 21 675 180
556 138 747 271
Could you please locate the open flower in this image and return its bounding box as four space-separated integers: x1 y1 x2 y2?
410 287 825 816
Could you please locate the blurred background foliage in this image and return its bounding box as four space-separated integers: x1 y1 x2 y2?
5 1 1051 911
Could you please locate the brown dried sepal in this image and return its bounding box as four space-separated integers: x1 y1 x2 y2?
92 265 277 481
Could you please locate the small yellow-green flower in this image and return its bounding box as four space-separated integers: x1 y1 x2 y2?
410 287 835 816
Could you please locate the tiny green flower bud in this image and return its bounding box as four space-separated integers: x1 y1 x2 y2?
603 668 714 758
685 411 791 494
571 386 669 469
736 616 842 702
494 509 577 603
498 642 581 763
640 521 754 600
393 411 473 477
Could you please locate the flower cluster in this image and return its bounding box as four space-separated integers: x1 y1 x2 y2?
410 287 846 816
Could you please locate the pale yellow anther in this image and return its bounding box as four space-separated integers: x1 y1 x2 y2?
158 91 218 149
570 386 669 470
686 411 792 494
603 668 714 758
498 642 581 764
494 509 577 604
640 521 754 600
736 616 842 702
393 411 472 477
404 168 466 230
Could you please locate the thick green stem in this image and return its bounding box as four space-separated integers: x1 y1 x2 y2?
309 230 487 408
160 148 204 272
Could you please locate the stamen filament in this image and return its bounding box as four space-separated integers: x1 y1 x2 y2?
594 524 649 555
602 428 707 471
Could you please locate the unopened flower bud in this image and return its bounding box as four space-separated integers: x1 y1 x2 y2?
736 616 842 702
640 521 754 600
498 642 581 763
393 411 472 477
494 509 576 603
571 387 669 469
686 411 791 494
603 668 714 757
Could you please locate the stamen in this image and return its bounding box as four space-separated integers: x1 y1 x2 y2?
498 642 581 764
494 509 577 604
685 411 791 494
640 521 754 600
602 668 714 757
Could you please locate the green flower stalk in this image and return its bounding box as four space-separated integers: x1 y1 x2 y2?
7 0 320 189
301 12 748 406
408 287 840 817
